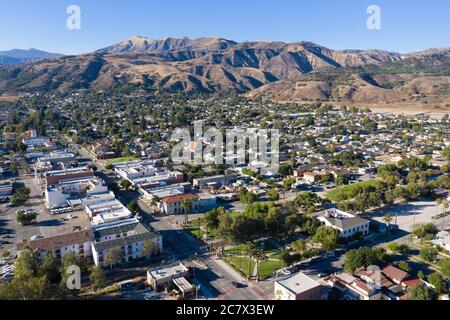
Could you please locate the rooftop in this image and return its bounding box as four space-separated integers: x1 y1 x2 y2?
148 263 189 281
17 229 94 252
276 272 321 295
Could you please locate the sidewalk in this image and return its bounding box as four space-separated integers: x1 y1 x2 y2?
212 257 248 283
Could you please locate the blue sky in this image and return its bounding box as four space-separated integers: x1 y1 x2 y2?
0 0 448 54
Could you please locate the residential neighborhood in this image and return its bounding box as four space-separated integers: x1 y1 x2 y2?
1 93 449 302
0 1 449 309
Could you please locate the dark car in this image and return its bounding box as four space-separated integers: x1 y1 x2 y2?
231 281 245 288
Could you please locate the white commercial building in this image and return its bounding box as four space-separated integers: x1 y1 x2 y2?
82 192 133 225
17 229 94 261
91 218 163 267
315 208 370 238
45 176 108 209
274 272 322 300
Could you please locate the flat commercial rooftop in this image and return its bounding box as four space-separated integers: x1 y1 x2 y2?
148 263 189 281
276 272 321 295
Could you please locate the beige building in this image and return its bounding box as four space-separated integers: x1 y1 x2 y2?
274 272 322 300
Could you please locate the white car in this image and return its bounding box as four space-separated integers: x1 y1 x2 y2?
66 214 74 220
30 234 42 241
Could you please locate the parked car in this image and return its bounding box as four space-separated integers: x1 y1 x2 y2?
30 234 43 241
231 281 245 288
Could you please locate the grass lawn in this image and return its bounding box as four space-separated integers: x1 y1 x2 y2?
185 219 218 240
104 156 138 165
327 180 380 202
223 240 285 280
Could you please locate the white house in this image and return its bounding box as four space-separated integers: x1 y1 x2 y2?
315 208 370 238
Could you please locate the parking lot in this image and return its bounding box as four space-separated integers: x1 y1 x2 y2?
0 175 91 256
370 200 447 232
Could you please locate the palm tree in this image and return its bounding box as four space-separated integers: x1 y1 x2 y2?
181 199 193 227
443 200 450 231
435 197 444 217
243 244 254 280
383 214 393 234
251 246 264 282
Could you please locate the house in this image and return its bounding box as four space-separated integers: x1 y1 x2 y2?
91 143 116 160
381 265 409 285
274 272 322 300
315 209 370 238
91 218 163 267
16 229 94 261
326 271 381 300
303 172 322 184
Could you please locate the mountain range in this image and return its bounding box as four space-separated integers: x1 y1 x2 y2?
0 48 63 65
0 36 449 109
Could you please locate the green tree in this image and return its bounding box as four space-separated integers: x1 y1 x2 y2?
38 253 61 284
398 261 410 272
335 175 349 187
291 239 307 255
438 259 450 277
14 250 38 280
420 247 438 263
108 182 120 194
127 201 140 213
428 273 446 294
280 250 294 267
267 188 280 202
120 179 132 191
383 214 393 234
311 226 340 250
16 212 37 225
90 266 107 291
142 240 160 257
344 247 387 273
204 208 224 231
104 248 124 269
417 270 425 280
0 276 48 300
413 224 437 241
59 252 81 296
407 285 435 300
181 199 193 226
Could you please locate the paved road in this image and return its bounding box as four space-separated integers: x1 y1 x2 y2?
141 204 273 300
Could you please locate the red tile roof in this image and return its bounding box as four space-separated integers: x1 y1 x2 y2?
161 193 199 204
402 277 424 289
382 265 409 282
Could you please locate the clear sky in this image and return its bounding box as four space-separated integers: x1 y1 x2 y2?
0 0 448 54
